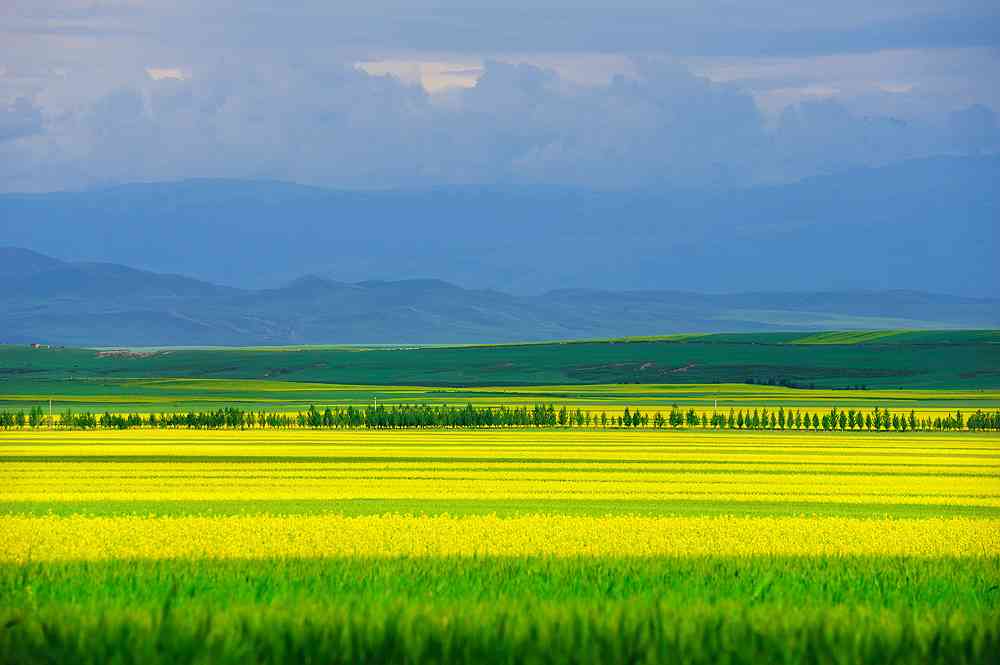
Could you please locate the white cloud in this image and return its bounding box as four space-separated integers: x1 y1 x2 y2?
146 68 186 81
357 60 481 92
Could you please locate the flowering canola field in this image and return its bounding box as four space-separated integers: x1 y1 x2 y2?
2 428 999 665
4 514 997 561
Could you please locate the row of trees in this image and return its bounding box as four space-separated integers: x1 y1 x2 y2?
1 403 998 432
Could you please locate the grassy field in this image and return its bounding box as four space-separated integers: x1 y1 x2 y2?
2 330 998 398
2 428 998 664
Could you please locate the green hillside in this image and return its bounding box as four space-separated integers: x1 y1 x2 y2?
1 331 996 404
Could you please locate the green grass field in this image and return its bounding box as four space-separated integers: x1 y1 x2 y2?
3 378 999 414
2 429 998 664
2 330 998 401
4 557 997 665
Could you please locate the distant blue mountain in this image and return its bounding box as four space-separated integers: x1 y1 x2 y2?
0 248 996 346
0 155 997 298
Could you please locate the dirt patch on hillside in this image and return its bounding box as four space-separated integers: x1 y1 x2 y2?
95 350 165 359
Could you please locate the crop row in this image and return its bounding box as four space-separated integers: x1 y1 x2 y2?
3 403 999 431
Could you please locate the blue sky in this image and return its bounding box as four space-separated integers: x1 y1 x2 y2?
1 1 997 191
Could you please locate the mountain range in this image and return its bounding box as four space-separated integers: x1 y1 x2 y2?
0 155 997 297
1 247 997 346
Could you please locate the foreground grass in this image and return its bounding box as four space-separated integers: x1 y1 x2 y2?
7 601 996 665
3 557 998 665
6 556 996 608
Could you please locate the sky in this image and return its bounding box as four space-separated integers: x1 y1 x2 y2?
1 1 998 192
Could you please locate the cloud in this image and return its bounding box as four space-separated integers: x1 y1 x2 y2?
146 68 185 81
8 56 968 193
441 59 768 187
772 99 930 177
1 1 998 192
0 98 43 142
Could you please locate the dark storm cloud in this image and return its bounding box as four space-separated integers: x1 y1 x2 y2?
0 1 997 192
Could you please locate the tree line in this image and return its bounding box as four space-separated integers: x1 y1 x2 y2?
1 403 998 432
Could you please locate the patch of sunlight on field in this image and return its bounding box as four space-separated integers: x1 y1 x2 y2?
2 514 997 561
790 331 910 345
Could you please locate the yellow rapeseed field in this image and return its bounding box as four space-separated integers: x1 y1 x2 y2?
5 468 998 505
2 428 999 562
2 514 997 561
2 427 1000 665
3 429 998 507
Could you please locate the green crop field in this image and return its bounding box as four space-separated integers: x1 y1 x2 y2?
3 378 999 414
2 329 998 414
2 429 999 664
2 330 998 396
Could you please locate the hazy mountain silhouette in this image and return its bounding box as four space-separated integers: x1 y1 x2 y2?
1 156 997 297
1 248 996 346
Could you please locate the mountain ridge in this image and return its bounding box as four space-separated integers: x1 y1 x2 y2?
1 155 997 296
1 247 997 346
